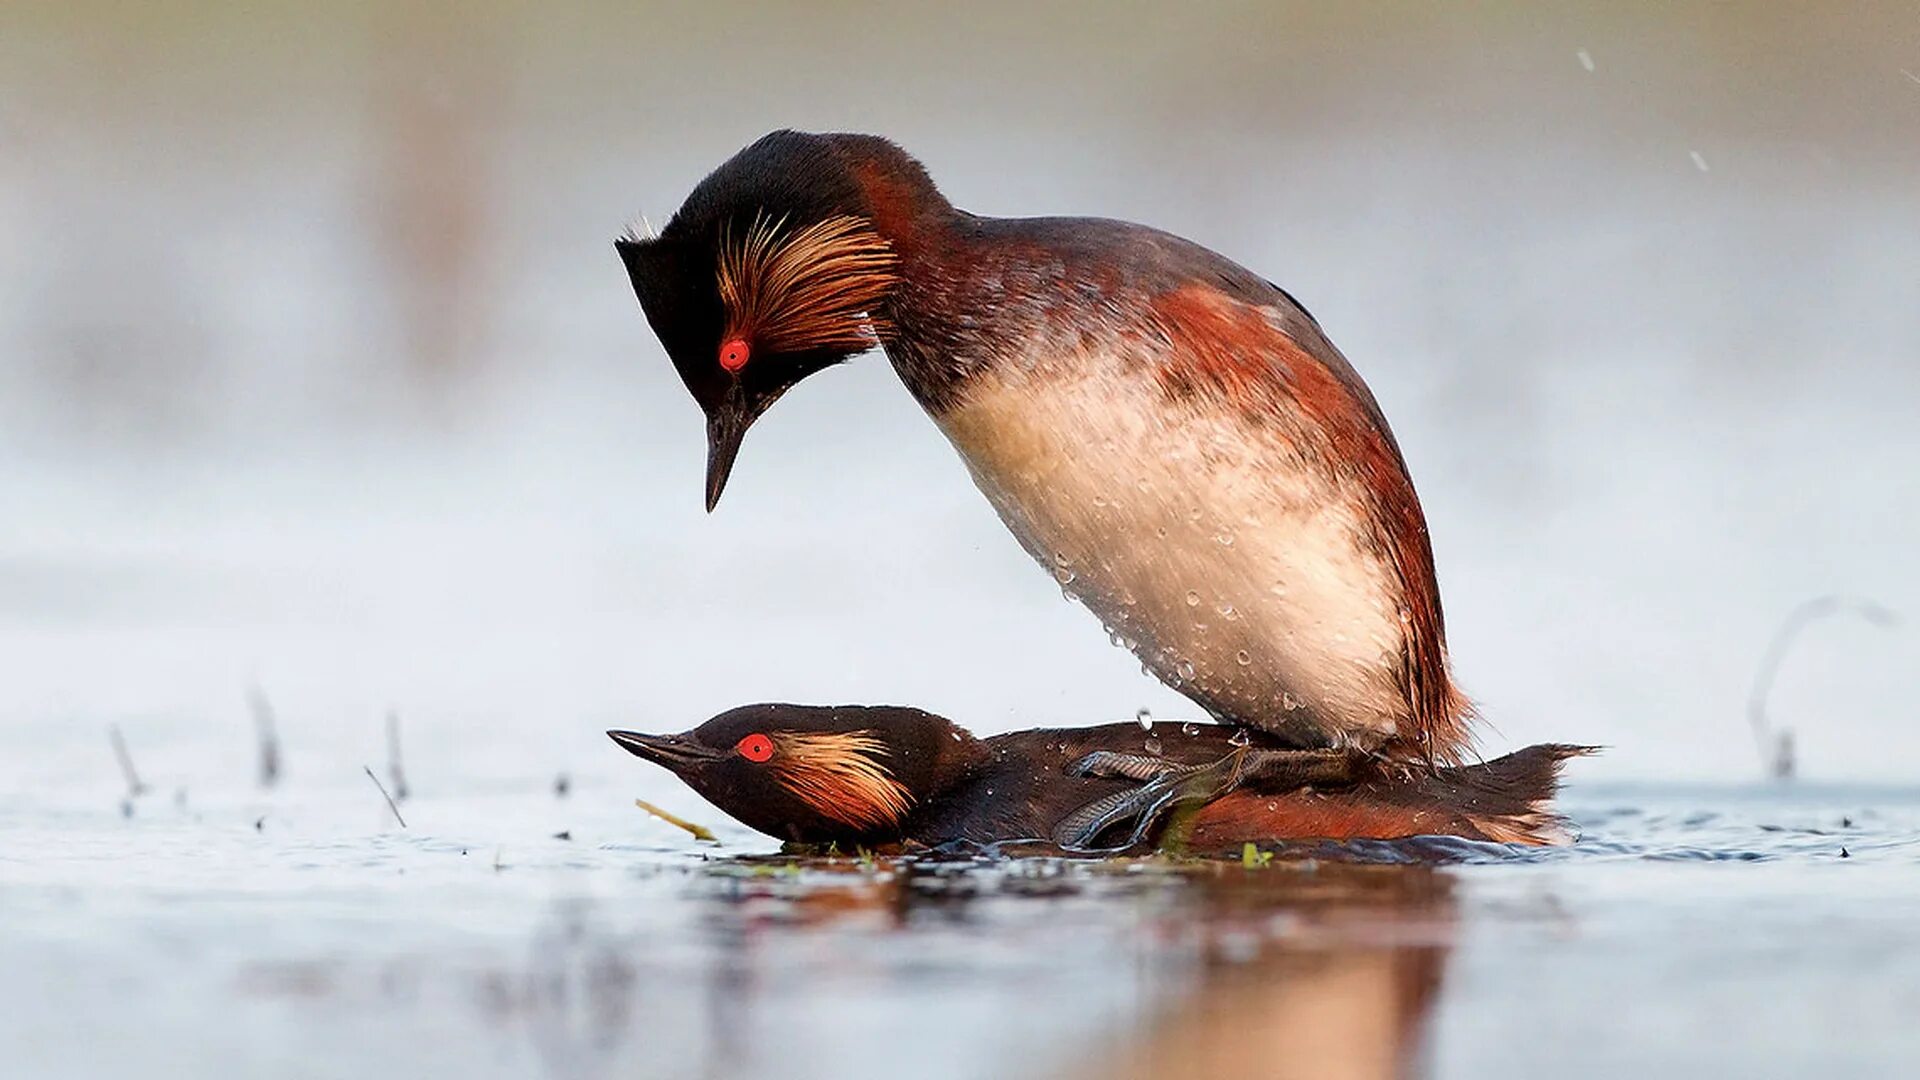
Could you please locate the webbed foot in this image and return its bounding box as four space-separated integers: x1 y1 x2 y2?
1053 747 1361 851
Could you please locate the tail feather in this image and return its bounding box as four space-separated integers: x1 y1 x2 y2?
1421 744 1597 845
1183 743 1595 849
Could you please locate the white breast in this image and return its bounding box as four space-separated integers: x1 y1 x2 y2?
931 349 1410 748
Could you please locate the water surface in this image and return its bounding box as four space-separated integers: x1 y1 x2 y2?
6 759 1916 1079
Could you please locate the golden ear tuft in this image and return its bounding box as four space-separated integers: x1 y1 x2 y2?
716 214 899 354
770 730 914 831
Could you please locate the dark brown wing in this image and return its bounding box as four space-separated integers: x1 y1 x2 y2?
1145 278 1471 764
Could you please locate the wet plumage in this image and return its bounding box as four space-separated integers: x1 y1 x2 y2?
610 705 1587 850
618 131 1471 764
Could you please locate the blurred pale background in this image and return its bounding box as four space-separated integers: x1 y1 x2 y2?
4 1 1918 789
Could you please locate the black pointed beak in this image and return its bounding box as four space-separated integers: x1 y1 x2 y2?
704 385 751 513
608 730 728 769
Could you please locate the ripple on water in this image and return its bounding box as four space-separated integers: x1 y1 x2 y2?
8 778 1920 1079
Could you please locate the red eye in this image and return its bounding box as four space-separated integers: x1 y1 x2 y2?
735 733 774 762
719 338 751 373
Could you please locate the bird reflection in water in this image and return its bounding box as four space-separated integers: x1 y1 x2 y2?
684 851 1457 1080
1062 859 1455 1080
